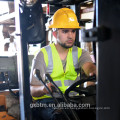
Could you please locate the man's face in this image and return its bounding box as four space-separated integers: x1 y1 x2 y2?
56 28 76 48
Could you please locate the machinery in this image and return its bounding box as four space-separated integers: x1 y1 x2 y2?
0 56 18 92
0 55 34 92
33 69 96 120
0 0 120 120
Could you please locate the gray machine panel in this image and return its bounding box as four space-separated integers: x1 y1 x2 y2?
0 55 34 89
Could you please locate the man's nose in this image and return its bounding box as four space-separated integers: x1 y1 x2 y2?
68 32 73 38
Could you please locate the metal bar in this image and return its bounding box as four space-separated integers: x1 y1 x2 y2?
75 4 81 47
96 0 120 120
22 32 32 120
14 0 25 120
15 0 32 119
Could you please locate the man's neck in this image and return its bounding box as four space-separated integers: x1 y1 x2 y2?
54 43 69 60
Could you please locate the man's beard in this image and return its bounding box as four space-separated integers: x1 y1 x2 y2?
58 42 73 49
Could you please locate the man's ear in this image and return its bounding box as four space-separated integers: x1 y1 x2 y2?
52 31 57 38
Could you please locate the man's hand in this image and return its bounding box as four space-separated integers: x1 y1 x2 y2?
30 83 56 97
43 83 56 94
82 62 96 77
82 62 96 87
89 69 96 76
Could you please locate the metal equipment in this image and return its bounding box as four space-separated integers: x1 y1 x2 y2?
0 55 34 91
33 69 96 120
81 0 120 120
34 69 80 120
1 0 119 120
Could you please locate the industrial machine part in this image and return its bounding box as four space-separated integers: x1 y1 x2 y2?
20 0 46 44
65 75 96 105
0 56 18 89
0 55 34 91
34 69 96 120
34 69 80 120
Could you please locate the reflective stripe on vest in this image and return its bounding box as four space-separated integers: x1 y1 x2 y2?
32 43 82 100
45 45 53 73
64 80 75 86
45 45 80 73
72 46 79 68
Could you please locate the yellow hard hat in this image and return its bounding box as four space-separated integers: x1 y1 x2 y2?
49 8 81 29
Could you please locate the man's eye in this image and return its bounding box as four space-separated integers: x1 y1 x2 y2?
62 30 69 33
62 29 76 33
72 30 76 33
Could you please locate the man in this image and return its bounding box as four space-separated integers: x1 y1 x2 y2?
30 8 96 120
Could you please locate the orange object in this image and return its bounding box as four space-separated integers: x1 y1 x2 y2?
0 111 16 120
0 95 6 110
49 8 81 29
0 95 16 120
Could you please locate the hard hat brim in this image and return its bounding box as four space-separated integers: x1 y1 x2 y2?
49 24 82 29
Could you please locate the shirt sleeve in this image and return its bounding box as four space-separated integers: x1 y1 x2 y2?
79 49 93 68
30 51 47 86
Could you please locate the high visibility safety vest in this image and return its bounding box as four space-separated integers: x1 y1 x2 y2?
33 43 82 100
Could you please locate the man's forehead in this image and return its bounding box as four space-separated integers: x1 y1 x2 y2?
59 28 76 30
